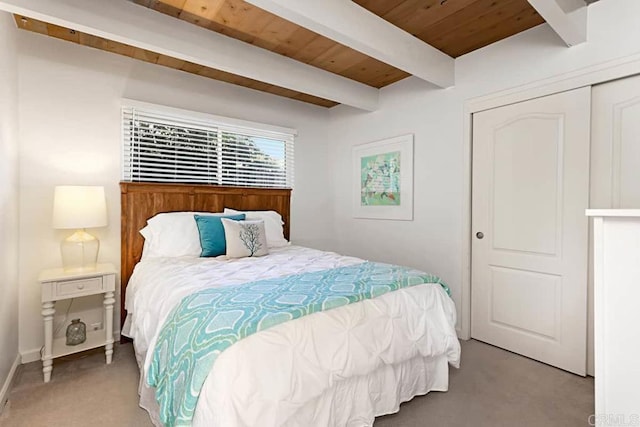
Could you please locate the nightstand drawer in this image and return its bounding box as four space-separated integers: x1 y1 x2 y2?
56 277 103 297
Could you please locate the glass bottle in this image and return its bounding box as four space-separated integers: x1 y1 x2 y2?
66 319 87 346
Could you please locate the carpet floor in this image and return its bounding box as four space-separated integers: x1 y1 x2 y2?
0 339 594 427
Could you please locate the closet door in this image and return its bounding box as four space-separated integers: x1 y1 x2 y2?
471 87 591 375
591 74 640 209
589 73 640 376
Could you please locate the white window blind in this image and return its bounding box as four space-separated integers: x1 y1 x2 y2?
122 106 294 188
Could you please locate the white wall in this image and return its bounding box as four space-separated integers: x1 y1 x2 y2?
17 31 332 361
0 12 20 405
327 0 640 332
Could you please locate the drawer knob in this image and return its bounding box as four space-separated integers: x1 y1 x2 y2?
77 284 85 290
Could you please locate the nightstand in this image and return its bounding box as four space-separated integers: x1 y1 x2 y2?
38 263 117 383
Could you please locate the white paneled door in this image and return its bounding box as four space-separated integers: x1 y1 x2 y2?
471 87 591 376
591 74 640 209
589 74 640 376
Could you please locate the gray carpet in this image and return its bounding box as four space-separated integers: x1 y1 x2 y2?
0 340 593 427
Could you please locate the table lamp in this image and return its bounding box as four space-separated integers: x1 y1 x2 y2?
52 186 108 272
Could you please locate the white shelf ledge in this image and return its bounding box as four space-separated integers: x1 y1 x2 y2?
586 209 640 217
51 329 108 359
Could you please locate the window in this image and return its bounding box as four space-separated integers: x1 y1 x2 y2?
122 103 295 188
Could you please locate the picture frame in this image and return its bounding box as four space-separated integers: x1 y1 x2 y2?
352 134 414 220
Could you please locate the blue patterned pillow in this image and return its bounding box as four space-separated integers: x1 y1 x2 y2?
194 214 245 257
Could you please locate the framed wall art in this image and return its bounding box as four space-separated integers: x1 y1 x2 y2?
352 134 414 220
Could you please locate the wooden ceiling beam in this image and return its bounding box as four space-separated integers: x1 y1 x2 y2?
0 0 380 110
243 0 455 88
527 0 588 46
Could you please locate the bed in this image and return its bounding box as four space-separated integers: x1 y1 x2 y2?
119 182 461 427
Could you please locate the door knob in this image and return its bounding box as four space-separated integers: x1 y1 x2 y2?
476 232 484 239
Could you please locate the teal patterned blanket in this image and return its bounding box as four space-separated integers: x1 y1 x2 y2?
147 261 449 426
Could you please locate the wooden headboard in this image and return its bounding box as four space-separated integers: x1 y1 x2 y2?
120 182 292 330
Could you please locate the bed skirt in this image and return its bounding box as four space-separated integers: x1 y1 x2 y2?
134 340 450 427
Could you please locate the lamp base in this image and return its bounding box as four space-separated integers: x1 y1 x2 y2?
61 229 100 272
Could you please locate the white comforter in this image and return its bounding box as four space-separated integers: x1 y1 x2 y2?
124 246 460 426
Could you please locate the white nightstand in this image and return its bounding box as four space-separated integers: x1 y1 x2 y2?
38 263 117 383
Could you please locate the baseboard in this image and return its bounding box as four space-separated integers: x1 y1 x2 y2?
20 349 41 364
456 327 468 340
0 354 20 415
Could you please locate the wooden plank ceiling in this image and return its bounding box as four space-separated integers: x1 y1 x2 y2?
14 0 545 108
355 0 545 58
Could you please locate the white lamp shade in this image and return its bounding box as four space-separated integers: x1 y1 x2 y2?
53 186 108 229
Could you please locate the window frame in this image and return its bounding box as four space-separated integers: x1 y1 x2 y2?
121 99 296 188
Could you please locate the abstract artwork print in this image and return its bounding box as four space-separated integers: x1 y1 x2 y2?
352 134 414 220
360 151 401 206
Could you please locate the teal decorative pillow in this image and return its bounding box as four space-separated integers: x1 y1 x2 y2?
194 214 245 257
221 218 269 258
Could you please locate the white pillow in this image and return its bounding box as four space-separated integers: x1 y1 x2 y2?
223 208 289 248
221 218 269 258
139 226 154 260
140 211 223 259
